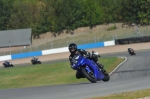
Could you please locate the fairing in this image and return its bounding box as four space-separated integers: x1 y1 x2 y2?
72 55 104 80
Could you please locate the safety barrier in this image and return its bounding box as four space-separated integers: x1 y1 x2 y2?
0 40 115 61
11 51 42 60
115 36 150 45
0 55 11 61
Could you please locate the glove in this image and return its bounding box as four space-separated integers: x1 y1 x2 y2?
92 51 101 58
98 54 101 58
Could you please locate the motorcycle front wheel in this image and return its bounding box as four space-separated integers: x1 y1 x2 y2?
81 67 97 83
102 73 110 82
4 65 7 68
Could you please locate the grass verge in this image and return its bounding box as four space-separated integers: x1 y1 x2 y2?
0 57 124 89
88 89 150 99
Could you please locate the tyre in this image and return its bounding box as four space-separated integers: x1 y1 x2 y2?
3 64 7 68
32 62 35 65
130 53 133 55
81 67 97 83
102 71 110 82
38 61 41 64
31 60 34 65
131 53 136 56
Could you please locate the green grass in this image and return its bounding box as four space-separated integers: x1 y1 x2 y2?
1 57 150 99
0 57 124 89
88 89 150 99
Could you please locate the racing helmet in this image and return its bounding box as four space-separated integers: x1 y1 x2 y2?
68 43 77 54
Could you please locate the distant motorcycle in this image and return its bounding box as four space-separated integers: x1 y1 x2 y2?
31 58 41 65
3 61 14 68
71 52 110 83
128 48 136 55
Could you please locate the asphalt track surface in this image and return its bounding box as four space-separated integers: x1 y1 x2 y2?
1 50 150 99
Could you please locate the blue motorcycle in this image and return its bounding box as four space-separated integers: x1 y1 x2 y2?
72 53 110 83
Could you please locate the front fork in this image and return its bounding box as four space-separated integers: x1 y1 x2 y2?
85 66 91 73
85 66 94 77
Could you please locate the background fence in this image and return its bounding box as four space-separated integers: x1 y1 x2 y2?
0 40 115 61
0 24 150 56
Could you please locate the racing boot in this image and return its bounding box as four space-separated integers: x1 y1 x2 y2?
76 70 85 79
97 62 104 69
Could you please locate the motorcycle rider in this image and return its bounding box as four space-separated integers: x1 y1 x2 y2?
128 47 134 54
68 43 105 79
3 61 13 67
32 56 38 62
4 61 9 65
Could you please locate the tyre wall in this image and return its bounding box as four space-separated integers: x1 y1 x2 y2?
115 36 150 45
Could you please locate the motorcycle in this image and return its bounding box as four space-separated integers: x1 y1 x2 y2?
3 61 14 68
71 52 110 83
128 49 136 55
31 58 41 65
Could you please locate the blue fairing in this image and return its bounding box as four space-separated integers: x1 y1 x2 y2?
72 55 104 81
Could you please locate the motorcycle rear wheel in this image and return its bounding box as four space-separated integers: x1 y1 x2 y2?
81 67 97 83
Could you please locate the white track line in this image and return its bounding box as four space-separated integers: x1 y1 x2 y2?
109 57 128 76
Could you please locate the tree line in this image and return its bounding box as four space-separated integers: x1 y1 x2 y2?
0 0 150 38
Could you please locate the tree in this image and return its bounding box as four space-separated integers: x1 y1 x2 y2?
82 0 103 27
0 0 13 30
